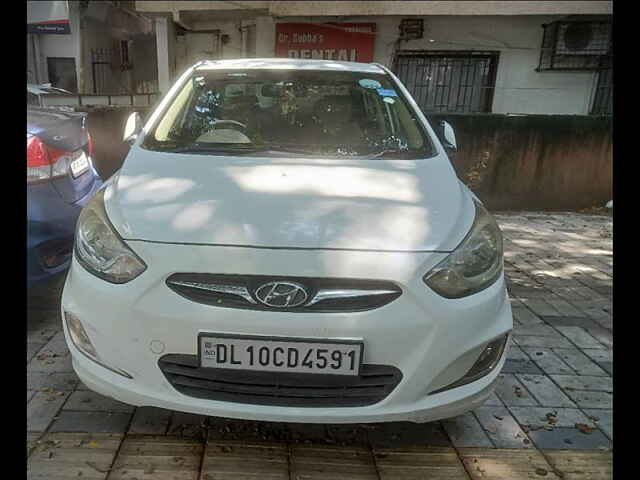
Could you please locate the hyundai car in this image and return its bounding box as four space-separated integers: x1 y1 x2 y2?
61 58 512 424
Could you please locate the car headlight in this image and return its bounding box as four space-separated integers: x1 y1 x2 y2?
75 189 146 283
424 199 503 298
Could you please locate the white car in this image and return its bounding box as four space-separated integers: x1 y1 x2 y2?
61 58 512 424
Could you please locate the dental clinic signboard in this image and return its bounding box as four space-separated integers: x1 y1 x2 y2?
275 23 376 62
27 1 70 34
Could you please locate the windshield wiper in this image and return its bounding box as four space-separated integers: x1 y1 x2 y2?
367 149 424 159
165 143 314 156
164 144 264 154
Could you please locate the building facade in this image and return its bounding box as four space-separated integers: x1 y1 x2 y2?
27 1 158 95
136 0 612 115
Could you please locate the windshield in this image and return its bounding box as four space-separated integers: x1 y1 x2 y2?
142 69 435 158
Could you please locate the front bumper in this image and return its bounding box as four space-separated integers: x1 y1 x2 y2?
62 242 512 423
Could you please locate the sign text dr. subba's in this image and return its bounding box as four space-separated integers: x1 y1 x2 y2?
275 23 376 62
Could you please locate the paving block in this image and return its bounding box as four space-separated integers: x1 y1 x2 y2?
292 444 377 480
167 412 210 439
544 450 612 480
521 347 575 375
483 392 503 406
597 361 612 375
459 447 555 480
552 348 608 376
502 358 543 375
27 432 122 480
549 375 612 393
27 391 71 432
513 324 561 336
508 407 595 428
577 348 612 364
285 423 332 445
325 424 370 446
27 433 43 458
584 327 613 348
40 331 71 357
473 406 532 448
27 342 45 364
109 435 203 480
563 390 613 409
527 426 611 450
27 352 74 374
513 334 574 349
128 407 171 435
442 412 493 447
582 409 613 440
516 374 576 407
541 316 600 329
28 372 79 392
367 421 451 448
493 374 538 406
554 326 606 349
202 440 288 479
518 299 563 317
374 446 469 480
49 411 132 434
208 418 293 444
545 298 588 317
62 390 134 413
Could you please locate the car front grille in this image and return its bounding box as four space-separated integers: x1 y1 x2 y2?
159 354 402 407
165 273 402 313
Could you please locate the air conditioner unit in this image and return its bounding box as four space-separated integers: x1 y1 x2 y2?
555 21 611 56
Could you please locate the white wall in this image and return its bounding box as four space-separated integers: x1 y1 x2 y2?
37 1 82 89
373 15 598 114
256 15 598 115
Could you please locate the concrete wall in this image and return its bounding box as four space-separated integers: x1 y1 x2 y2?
430 113 612 210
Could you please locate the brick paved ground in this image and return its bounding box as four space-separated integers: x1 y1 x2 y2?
27 212 613 479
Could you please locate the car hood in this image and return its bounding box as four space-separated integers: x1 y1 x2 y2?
105 146 475 252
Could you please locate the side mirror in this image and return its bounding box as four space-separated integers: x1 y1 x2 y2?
123 111 143 145
440 120 457 152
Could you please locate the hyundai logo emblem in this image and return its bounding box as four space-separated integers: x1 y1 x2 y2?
254 281 308 308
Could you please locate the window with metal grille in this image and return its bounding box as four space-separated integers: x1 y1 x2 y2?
591 60 612 115
394 52 499 113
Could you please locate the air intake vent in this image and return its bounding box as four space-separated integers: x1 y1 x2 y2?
159 354 402 407
166 273 402 313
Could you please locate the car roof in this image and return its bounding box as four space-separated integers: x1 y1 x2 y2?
195 58 388 74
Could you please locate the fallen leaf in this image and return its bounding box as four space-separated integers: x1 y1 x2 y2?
576 423 595 434
545 413 558 425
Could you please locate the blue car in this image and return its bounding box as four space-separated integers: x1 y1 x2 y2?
27 106 103 288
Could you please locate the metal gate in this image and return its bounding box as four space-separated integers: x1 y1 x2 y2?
394 51 499 113
91 47 118 94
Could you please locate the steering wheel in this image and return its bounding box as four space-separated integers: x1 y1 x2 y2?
212 119 247 133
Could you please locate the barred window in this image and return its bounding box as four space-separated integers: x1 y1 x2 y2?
394 51 499 114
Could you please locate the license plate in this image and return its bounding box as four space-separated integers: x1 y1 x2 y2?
70 152 89 178
199 334 363 376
